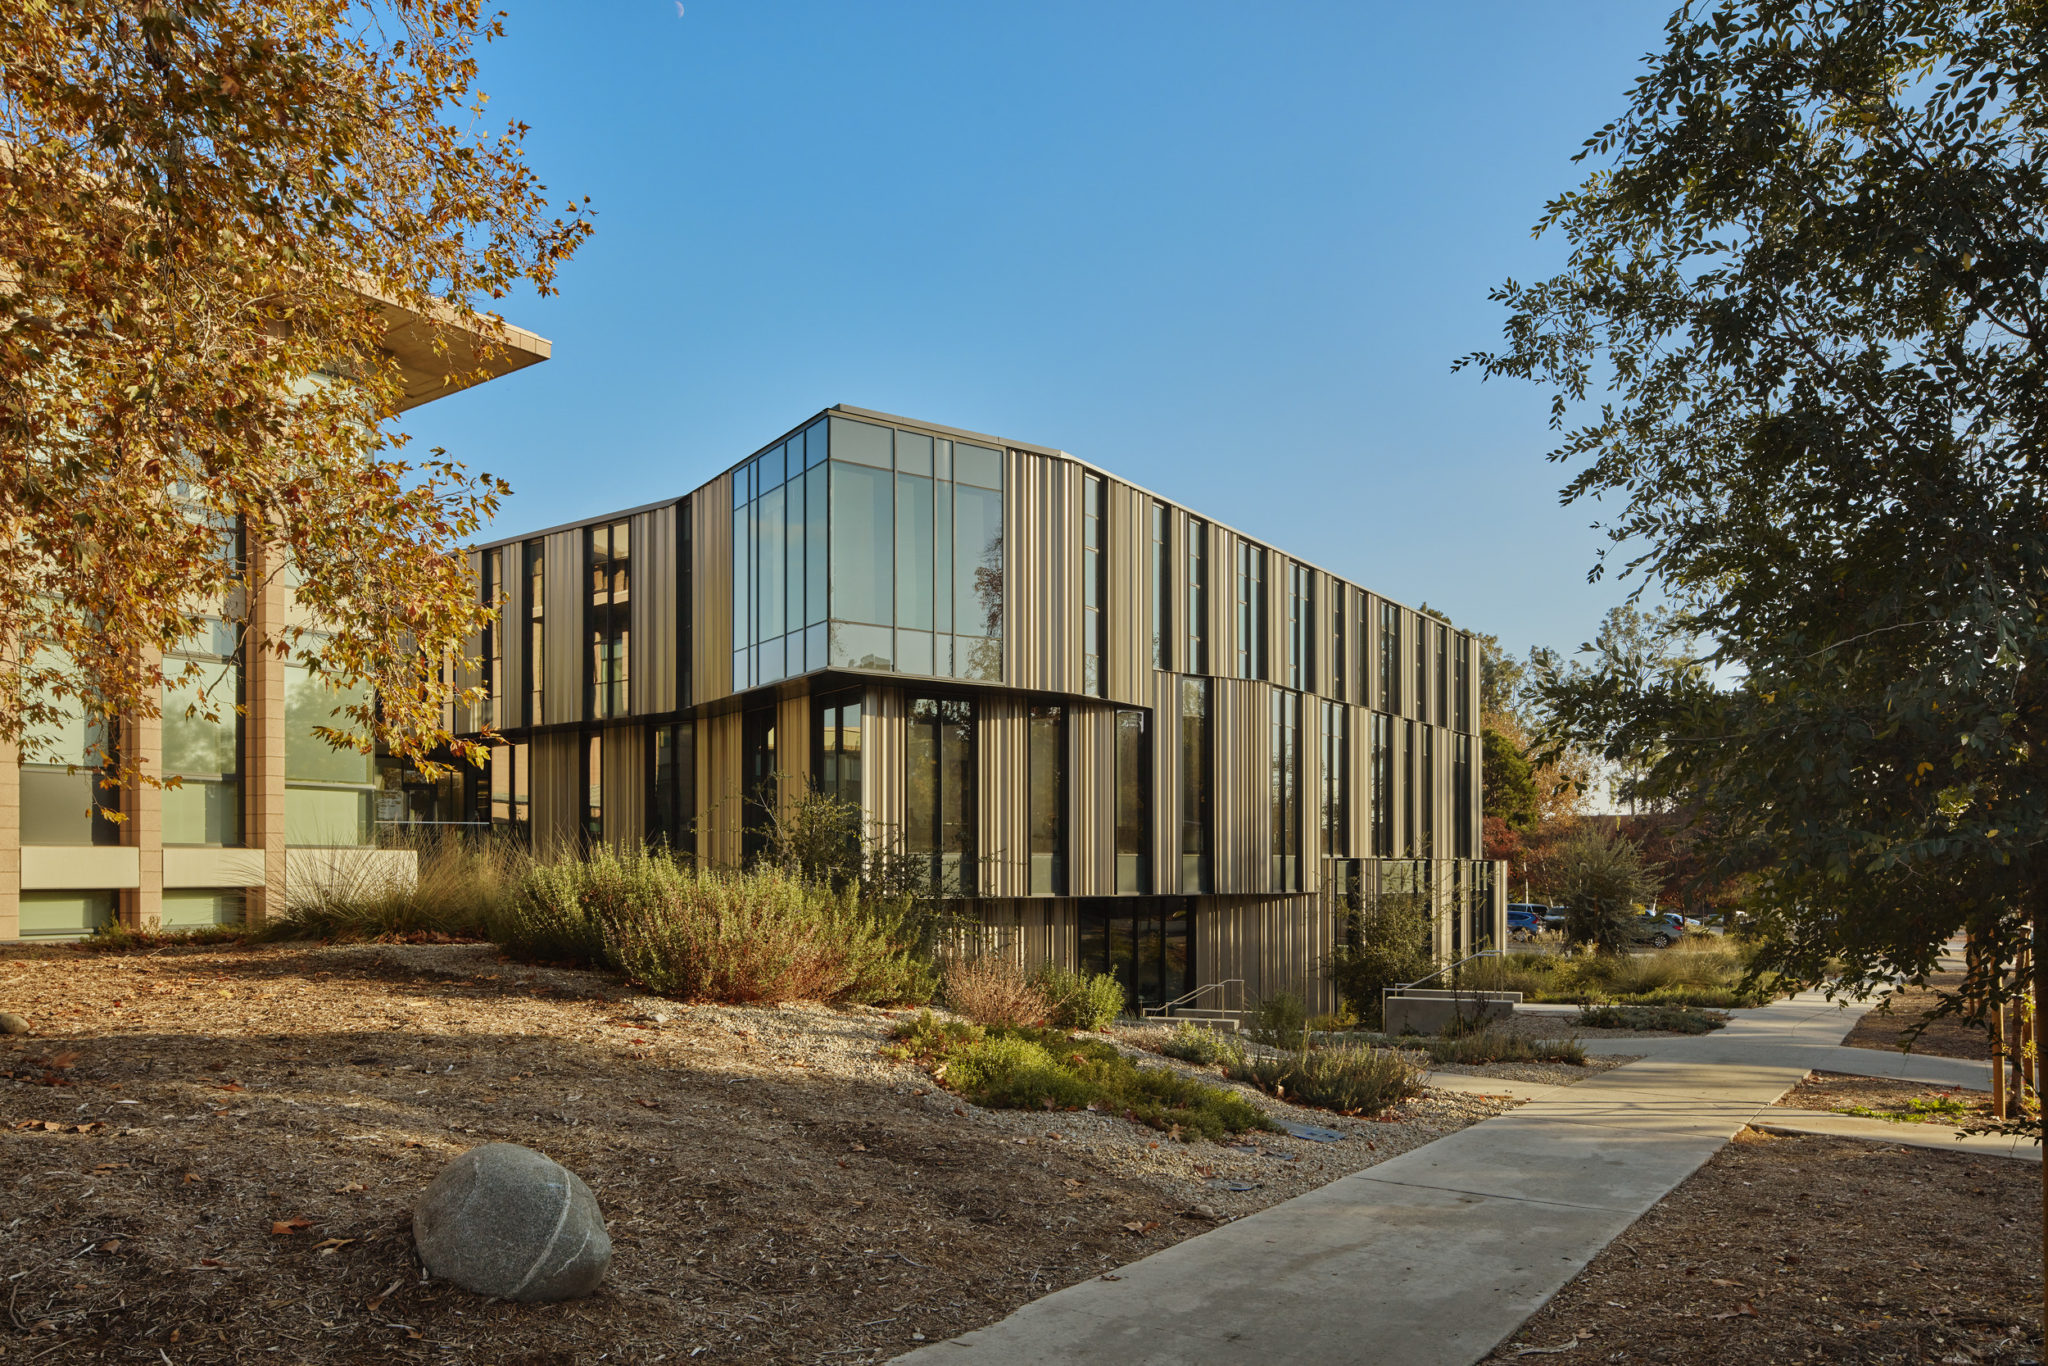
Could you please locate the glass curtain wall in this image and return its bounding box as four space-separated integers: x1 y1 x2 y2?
1181 679 1213 893
1149 502 1171 671
1434 623 1448 726
1270 690 1300 890
1455 734 1474 857
650 723 696 855
906 696 976 894
1028 703 1065 894
1455 634 1472 732
1378 600 1399 713
1370 713 1394 856
1186 519 1209 675
735 416 1005 686
1286 561 1314 691
1420 726 1436 858
587 521 630 719
1079 900 1190 1013
523 540 544 725
1082 474 1106 695
812 688 864 805
582 733 603 846
1332 587 1348 701
479 548 502 729
1114 708 1150 893
1236 544 1267 679
1323 701 1350 858
489 741 530 841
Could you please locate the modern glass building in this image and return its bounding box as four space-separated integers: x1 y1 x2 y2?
455 406 1503 1015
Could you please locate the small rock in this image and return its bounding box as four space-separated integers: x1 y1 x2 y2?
413 1143 610 1302
1188 1202 1222 1221
0 1013 30 1036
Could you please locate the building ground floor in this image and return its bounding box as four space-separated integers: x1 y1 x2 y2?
456 671 1505 1016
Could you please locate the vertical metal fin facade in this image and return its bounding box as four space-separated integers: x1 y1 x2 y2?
631 504 680 717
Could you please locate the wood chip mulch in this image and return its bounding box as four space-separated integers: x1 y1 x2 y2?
1843 973 1993 1061
1482 1128 2042 1365
1774 1070 1994 1126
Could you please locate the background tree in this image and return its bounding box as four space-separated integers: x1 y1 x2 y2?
1464 0 2048 1142
0 0 591 784
1482 728 1539 832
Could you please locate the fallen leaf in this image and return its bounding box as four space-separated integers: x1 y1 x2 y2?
97 1239 121 1253
634 1098 660 1109
270 1218 314 1236
313 1238 356 1254
333 1182 365 1194
47 1052 79 1069
1711 1302 1759 1320
213 1082 245 1092
366 1277 404 1312
183 1172 201 1184
198 1258 222 1268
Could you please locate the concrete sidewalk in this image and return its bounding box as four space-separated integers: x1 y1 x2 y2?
1757 1106 2038 1160
889 990 1920 1366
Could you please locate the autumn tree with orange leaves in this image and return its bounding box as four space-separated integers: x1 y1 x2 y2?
0 0 590 789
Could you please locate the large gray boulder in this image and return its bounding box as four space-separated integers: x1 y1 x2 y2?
413 1143 611 1302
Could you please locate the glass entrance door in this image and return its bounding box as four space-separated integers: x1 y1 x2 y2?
1078 899 1192 1012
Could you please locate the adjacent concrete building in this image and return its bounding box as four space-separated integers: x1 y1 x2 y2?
454 406 1503 1013
0 310 552 943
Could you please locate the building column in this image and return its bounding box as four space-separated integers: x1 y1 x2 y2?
0 734 18 941
122 662 163 931
243 541 288 924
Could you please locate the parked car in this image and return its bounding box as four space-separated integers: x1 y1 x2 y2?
1506 906 1545 940
1629 914 1683 949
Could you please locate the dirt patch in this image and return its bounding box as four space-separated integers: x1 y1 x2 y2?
0 943 1513 1364
1482 1129 2041 1365
1774 1070 1994 1126
1843 972 1993 1060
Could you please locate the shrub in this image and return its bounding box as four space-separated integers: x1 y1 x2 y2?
943 955 1050 1028
1030 963 1127 1031
1247 991 1310 1050
1577 1003 1727 1033
1424 1029 1587 1067
1326 890 1434 1026
893 1018 1276 1141
1224 1043 1422 1116
1159 1021 1246 1066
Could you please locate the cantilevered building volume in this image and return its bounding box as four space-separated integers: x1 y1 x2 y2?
457 406 1502 1014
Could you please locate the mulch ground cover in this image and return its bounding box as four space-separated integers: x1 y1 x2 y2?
1483 1128 2041 1365
1843 972 1993 1061
1775 1070 1995 1126
0 943 1215 1363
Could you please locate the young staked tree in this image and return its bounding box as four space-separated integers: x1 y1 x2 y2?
0 1 591 783
1464 0 2048 1318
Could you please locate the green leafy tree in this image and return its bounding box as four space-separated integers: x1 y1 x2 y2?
1482 727 1539 832
1326 889 1434 1027
1463 0 2048 1153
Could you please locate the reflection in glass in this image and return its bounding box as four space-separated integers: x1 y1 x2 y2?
831 462 893 626
1028 703 1064 894
1181 679 1212 892
1115 709 1150 893
907 696 975 895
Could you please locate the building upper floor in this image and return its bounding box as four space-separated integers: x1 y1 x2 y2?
462 405 1485 741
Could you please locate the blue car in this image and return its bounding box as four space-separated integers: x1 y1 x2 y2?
1507 906 1546 940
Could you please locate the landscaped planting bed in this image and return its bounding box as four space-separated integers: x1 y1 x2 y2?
0 941 1517 1364
1482 1128 2041 1365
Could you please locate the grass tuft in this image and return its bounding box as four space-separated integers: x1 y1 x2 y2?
1578 1003 1727 1034
1223 1043 1422 1116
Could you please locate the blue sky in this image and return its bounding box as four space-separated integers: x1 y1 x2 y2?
402 2 1675 666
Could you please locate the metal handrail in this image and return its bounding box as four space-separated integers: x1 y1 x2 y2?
1141 979 1245 1019
1389 949 1504 996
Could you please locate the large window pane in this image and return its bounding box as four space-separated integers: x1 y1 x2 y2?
954 443 1003 489
907 696 975 895
895 473 935 630
805 466 829 627
954 485 1003 639
166 778 241 845
284 666 375 784
1115 708 1150 894
162 671 239 777
831 462 893 625
758 484 785 641
285 785 371 846
19 890 114 940
162 889 245 929
830 416 893 467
